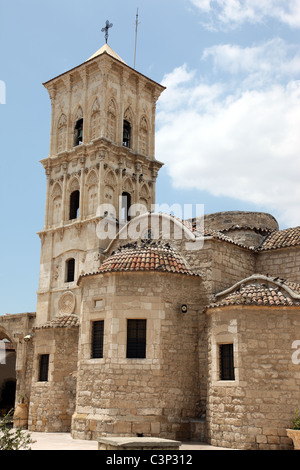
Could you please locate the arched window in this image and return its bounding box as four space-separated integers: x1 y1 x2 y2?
121 192 131 222
123 120 131 148
74 118 83 146
65 258 75 283
69 190 80 220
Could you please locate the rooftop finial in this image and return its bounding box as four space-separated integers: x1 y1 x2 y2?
101 20 113 44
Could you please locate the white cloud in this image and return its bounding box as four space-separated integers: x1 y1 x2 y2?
156 42 300 227
190 0 300 29
202 39 300 82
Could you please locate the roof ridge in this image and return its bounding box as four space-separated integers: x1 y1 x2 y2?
205 274 300 310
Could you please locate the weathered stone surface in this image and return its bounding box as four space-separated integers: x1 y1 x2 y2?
98 436 181 450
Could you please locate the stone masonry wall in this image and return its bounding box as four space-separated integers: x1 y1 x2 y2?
72 271 205 441
175 238 256 296
206 305 300 450
256 246 300 284
28 326 78 432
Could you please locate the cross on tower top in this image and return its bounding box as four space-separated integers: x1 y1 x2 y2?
101 20 113 44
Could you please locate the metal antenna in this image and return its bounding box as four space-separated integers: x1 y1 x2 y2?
134 9 140 69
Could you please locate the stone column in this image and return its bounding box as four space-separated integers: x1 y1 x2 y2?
44 167 51 229
48 85 56 157
67 76 73 150
79 156 86 220
82 69 89 145
61 162 68 222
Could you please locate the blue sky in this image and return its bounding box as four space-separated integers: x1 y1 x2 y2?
1 0 300 314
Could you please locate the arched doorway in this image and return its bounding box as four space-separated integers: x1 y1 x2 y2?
0 332 16 416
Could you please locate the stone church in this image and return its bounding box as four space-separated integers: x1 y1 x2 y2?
1 40 300 450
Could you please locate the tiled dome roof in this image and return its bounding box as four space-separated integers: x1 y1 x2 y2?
98 242 196 276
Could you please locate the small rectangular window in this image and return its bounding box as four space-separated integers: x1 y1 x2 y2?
91 321 104 358
219 344 235 380
123 120 131 148
39 354 49 382
127 319 146 359
74 118 83 146
69 190 80 220
66 258 75 283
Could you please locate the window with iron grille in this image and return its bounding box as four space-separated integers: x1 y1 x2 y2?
126 319 146 359
39 354 49 382
91 320 104 358
219 344 235 380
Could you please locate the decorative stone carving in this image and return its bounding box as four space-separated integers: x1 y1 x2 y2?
87 169 98 186
58 291 76 315
90 98 101 140
74 105 83 122
107 99 117 141
57 113 67 153
139 116 149 155
105 170 117 186
124 107 133 124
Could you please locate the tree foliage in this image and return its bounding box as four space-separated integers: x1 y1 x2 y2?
0 410 35 450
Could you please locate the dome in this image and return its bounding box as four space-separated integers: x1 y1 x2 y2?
98 242 196 276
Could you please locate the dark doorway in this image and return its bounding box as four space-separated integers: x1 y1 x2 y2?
0 338 16 416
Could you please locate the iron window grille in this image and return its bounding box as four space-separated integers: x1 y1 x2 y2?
39 354 49 382
126 319 146 359
219 343 235 380
91 320 104 358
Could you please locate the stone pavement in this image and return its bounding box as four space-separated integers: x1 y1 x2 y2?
28 432 230 451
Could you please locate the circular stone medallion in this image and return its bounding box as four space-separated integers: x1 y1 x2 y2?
58 291 76 315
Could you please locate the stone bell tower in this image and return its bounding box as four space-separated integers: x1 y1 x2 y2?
36 40 165 325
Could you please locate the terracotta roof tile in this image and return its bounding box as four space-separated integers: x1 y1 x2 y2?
34 314 80 329
98 242 196 276
258 226 300 251
206 275 300 310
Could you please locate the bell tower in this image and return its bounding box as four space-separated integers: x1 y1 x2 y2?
37 41 165 325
